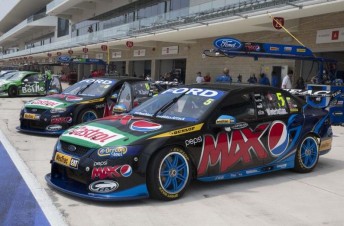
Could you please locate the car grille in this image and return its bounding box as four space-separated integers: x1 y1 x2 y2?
21 119 47 130
25 108 47 114
60 140 91 157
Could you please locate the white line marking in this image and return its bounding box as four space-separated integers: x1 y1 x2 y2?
0 129 67 226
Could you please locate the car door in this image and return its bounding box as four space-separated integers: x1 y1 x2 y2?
198 90 267 178
252 88 304 166
19 73 44 95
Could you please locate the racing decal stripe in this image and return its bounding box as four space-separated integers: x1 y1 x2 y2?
79 98 105 104
148 123 204 139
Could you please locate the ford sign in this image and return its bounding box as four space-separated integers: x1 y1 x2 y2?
57 55 72 63
213 37 242 50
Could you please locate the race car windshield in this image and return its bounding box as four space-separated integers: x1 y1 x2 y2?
63 80 113 97
131 87 225 122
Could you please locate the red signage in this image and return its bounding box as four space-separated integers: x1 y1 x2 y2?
68 49 73 55
82 48 89 53
101 45 108 51
47 53 52 57
332 31 339 40
126 41 134 48
57 52 62 56
272 17 284 30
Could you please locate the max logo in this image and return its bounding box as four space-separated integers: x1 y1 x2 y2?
198 121 288 175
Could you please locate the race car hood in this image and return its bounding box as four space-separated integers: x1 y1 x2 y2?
24 94 105 109
0 80 11 86
60 114 203 148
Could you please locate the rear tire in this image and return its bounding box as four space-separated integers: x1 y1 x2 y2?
77 109 98 124
294 136 319 173
147 146 191 201
8 86 17 97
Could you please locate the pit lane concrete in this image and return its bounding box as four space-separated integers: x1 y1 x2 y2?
1 95 344 226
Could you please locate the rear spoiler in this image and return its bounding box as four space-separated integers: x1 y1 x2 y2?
285 88 341 108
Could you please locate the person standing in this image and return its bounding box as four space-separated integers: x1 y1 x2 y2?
45 69 52 94
259 73 270 85
204 72 211 82
215 67 232 83
281 70 293 89
271 71 279 87
196 72 204 83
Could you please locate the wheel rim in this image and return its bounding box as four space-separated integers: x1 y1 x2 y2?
82 111 97 122
159 151 189 194
300 137 318 168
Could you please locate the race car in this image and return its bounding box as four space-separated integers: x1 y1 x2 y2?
0 71 61 97
46 84 332 201
18 77 151 135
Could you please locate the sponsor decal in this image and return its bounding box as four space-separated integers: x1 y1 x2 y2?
244 43 261 52
257 103 263 109
96 104 105 109
213 37 242 50
27 99 64 108
91 164 132 179
46 125 63 131
79 98 105 104
266 108 287 115
269 47 279 51
284 47 292 52
94 160 108 167
98 146 127 157
51 117 72 124
268 121 288 156
66 96 83 102
54 152 79 169
80 79 114 85
258 110 265 115
198 121 289 175
149 123 204 139
64 125 125 146
162 88 223 98
89 180 119 193
231 122 249 130
185 136 203 147
333 111 343 116
296 48 306 53
67 145 76 152
130 120 162 132
276 163 287 169
23 113 40 120
21 83 44 93
246 169 259 174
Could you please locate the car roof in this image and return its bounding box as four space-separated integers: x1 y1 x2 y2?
93 76 146 82
181 83 283 92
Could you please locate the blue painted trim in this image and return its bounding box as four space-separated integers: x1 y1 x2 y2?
16 126 64 136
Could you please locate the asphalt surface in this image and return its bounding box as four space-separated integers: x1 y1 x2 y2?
0 94 344 226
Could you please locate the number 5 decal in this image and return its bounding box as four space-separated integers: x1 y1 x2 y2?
277 93 285 107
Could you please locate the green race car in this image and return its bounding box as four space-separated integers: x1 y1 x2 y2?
0 71 61 97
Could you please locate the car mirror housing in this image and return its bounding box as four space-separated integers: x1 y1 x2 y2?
112 103 128 114
214 115 237 126
111 93 118 101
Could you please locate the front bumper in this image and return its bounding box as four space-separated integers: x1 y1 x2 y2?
45 173 149 201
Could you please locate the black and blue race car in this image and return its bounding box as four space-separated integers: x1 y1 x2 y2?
18 77 151 135
46 83 332 201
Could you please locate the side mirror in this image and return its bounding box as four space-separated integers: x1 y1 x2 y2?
112 103 128 114
23 79 28 82
47 89 59 95
215 115 236 126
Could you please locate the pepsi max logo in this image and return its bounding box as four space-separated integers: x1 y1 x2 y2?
120 164 132 177
268 121 288 156
130 120 162 132
213 38 242 50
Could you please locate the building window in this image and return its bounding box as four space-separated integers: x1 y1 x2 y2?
57 18 70 37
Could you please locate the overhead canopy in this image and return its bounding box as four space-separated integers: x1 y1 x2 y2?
204 37 336 63
57 56 106 65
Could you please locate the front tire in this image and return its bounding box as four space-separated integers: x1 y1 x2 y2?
77 109 98 124
294 136 319 173
147 147 191 201
8 86 17 97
